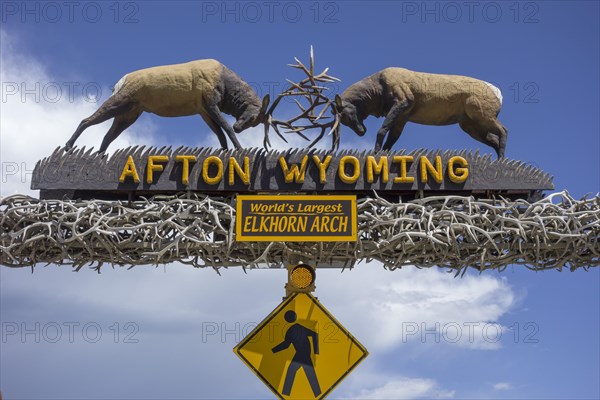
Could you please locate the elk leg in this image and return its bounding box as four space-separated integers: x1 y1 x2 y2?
464 98 506 158
201 114 228 149
98 109 142 153
66 96 133 149
490 119 508 158
459 119 500 156
375 100 412 152
206 105 242 150
382 120 408 151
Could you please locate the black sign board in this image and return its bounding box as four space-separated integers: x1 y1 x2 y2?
236 195 357 242
31 147 553 200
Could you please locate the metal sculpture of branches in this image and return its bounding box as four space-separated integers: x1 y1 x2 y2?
264 46 341 150
1 192 598 274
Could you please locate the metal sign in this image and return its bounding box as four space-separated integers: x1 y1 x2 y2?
233 293 368 399
236 195 357 242
31 147 553 200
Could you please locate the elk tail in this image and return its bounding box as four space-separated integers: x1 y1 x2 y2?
112 74 129 96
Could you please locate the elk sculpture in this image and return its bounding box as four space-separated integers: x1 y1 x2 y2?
65 59 270 152
333 68 508 158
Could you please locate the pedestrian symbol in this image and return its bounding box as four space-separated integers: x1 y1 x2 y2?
234 293 368 399
272 310 321 397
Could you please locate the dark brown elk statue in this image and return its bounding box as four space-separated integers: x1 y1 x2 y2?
333 68 507 158
65 59 270 152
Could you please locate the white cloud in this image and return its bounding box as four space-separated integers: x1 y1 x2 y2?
0 30 159 196
1 28 520 398
1 262 516 353
493 382 513 391
343 371 455 400
0 29 337 198
355 378 456 400
0 204 517 397
319 266 515 351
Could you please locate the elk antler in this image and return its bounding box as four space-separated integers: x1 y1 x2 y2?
264 46 342 151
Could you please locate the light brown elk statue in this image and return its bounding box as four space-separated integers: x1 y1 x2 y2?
65 59 270 152
334 68 507 158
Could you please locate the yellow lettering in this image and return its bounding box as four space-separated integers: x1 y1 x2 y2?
298 216 307 232
146 155 169 184
366 156 389 183
310 218 319 232
243 216 253 232
279 155 309 183
338 216 348 233
175 155 197 186
329 217 338 232
287 216 297 232
119 155 140 183
269 216 278 231
259 216 268 232
448 156 469 183
228 156 250 185
420 155 443 184
312 155 332 184
339 156 360 184
392 156 414 183
202 156 223 185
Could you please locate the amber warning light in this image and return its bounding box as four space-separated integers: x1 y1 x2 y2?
287 264 316 296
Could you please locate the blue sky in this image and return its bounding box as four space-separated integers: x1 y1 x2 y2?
1 1 599 399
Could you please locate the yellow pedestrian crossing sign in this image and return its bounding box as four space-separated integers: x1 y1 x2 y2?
233 292 368 399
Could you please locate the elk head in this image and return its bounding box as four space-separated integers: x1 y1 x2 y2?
233 94 271 133
334 95 366 136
